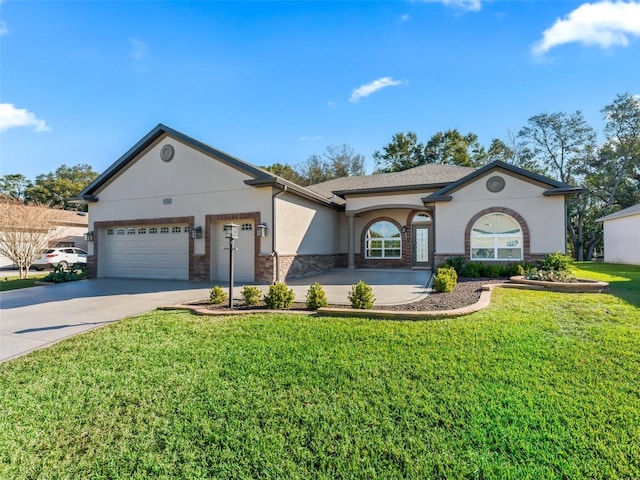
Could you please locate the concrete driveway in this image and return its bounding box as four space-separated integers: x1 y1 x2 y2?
0 269 430 363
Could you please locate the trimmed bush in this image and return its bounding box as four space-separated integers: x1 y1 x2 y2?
348 280 375 309
43 265 87 283
241 286 262 306
434 266 458 293
264 282 295 309
538 251 573 272
463 262 483 278
209 285 228 305
306 282 328 310
444 256 466 275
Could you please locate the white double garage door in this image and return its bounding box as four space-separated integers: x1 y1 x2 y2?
100 221 255 282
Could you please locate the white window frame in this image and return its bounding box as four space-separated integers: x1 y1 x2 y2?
470 213 523 261
365 221 402 259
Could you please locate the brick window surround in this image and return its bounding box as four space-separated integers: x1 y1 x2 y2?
464 207 530 260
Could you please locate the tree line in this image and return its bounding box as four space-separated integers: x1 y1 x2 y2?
2 93 638 261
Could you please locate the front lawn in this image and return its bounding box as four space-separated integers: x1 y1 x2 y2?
1 263 638 478
0 273 48 292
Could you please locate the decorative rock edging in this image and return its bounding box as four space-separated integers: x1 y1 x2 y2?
509 276 609 293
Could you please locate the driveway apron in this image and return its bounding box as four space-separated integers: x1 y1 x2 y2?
1 270 430 363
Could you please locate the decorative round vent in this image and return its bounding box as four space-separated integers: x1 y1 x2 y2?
486 176 505 193
160 144 175 162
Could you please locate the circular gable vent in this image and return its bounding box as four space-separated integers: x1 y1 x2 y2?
486 176 505 193
160 144 175 162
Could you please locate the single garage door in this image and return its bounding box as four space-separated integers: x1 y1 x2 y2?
101 224 189 280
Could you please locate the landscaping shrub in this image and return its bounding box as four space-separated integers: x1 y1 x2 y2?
538 251 573 272
348 280 375 309
434 266 458 293
241 286 262 306
43 265 87 283
264 282 295 309
444 256 466 275
463 262 483 278
525 267 577 283
482 263 501 279
305 282 328 310
209 285 228 305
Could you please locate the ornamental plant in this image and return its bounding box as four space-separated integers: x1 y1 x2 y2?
241 285 262 306
348 280 375 309
434 266 458 293
305 282 328 310
209 285 228 305
264 282 295 309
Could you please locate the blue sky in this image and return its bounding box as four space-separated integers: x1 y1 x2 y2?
1 0 639 180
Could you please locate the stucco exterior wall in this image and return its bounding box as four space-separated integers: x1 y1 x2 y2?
275 192 343 255
346 191 435 213
434 172 567 257
88 135 273 256
603 214 640 265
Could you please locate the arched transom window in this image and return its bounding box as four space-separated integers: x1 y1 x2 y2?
471 213 522 261
365 221 401 259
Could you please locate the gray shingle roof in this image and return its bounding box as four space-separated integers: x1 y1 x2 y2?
306 164 477 198
597 203 640 222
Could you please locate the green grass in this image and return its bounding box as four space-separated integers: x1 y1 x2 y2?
0 273 48 291
1 263 639 479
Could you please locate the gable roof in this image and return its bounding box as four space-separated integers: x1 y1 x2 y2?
72 124 344 210
597 203 640 222
306 164 476 199
422 160 584 203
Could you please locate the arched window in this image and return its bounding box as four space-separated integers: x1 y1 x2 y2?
471 213 522 261
365 221 401 259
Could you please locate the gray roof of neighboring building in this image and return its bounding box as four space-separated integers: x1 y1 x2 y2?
597 203 640 222
306 164 477 198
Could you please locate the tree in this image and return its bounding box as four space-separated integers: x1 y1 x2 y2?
517 111 596 184
0 199 68 279
423 129 488 167
261 163 305 185
264 145 365 186
0 174 31 201
24 164 99 210
373 131 426 173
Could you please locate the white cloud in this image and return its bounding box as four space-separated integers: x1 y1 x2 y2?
533 1 640 56
0 20 8 36
349 77 405 103
0 104 51 133
400 14 410 22
130 38 148 61
300 136 323 142
417 0 482 12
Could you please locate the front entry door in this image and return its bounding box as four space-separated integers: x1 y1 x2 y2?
412 226 431 268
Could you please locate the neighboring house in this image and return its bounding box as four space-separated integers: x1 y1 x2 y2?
0 208 88 269
597 204 640 265
72 124 582 282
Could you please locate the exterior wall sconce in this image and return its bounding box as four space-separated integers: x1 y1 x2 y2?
192 226 203 239
84 231 94 242
256 223 267 237
401 225 407 234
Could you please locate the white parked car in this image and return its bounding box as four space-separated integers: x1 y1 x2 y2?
32 247 87 271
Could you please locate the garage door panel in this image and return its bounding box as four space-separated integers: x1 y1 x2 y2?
101 224 189 280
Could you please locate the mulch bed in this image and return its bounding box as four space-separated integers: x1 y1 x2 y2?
193 278 506 313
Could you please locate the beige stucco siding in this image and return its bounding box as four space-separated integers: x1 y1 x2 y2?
603 214 640 265
276 193 343 255
434 172 567 255
346 191 434 213
88 135 273 255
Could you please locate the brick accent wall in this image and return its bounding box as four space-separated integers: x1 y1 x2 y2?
278 254 348 281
